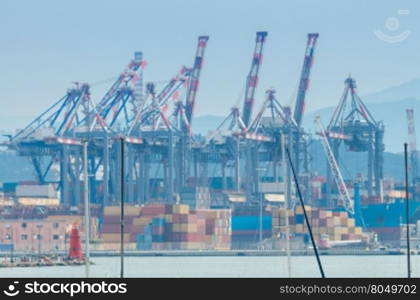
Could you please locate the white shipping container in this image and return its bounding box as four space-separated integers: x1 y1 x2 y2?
260 182 285 193
16 184 57 198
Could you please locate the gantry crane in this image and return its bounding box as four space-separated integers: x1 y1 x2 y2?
292 33 319 203
326 77 384 202
184 36 210 134
10 83 93 206
241 31 268 128
204 32 268 204
293 33 319 127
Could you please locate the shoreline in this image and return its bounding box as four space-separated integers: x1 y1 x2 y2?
1 249 415 259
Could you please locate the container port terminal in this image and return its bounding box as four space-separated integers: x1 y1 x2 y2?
0 32 419 258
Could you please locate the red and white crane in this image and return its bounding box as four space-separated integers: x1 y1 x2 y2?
241 31 267 128
184 36 209 134
293 33 319 127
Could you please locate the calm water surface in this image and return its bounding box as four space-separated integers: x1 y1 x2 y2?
0 255 418 277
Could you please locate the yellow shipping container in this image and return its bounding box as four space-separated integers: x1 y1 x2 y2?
354 227 363 235
132 217 152 226
333 217 341 226
102 233 130 243
328 227 340 236
196 209 218 218
347 218 355 227
295 224 304 233
329 233 341 241
173 204 189 214
187 224 198 232
104 206 141 216
296 205 313 215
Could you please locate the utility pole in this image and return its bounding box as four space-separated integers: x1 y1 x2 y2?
282 134 292 277
36 224 43 262
256 167 266 246
120 137 125 278
404 143 412 278
83 140 90 278
5 224 13 264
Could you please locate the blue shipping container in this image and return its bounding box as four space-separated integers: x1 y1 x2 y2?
232 216 272 231
0 244 13 252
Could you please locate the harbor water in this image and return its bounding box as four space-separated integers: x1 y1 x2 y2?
0 255 419 277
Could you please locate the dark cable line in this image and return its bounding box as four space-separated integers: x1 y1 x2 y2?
286 147 326 278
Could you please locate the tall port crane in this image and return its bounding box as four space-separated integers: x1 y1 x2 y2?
293 33 319 127
327 77 384 200
291 33 319 202
315 116 354 215
96 52 144 114
130 67 189 133
241 31 268 128
406 108 418 201
184 36 209 134
9 83 92 206
203 32 268 203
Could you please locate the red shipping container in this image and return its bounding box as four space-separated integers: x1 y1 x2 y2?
186 232 205 242
129 233 137 243
130 224 145 234
172 214 188 223
102 215 120 224
141 204 166 216
103 215 136 225
102 224 121 234
164 204 173 214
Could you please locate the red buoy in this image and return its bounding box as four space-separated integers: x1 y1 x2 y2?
68 224 82 260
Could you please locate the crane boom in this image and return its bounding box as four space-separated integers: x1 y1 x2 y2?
315 116 354 214
241 31 267 128
293 33 319 127
184 36 209 132
97 52 143 110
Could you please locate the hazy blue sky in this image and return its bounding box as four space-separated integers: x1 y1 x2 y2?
1 0 420 122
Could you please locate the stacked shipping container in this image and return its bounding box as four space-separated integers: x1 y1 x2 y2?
101 204 231 250
272 206 367 243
